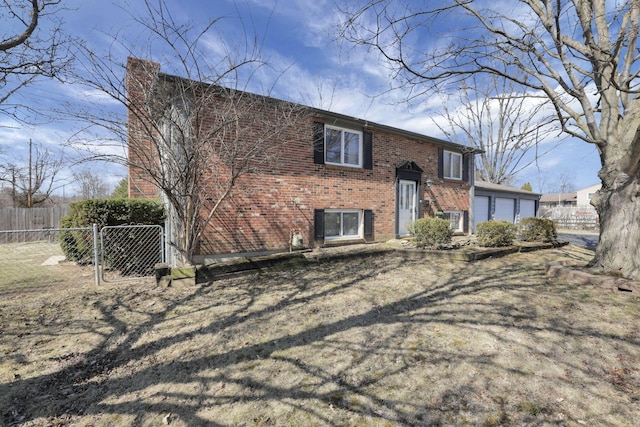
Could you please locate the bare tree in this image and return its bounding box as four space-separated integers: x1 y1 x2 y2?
341 0 640 280
1 0 72 117
72 170 110 199
0 139 64 207
433 73 559 185
67 0 302 266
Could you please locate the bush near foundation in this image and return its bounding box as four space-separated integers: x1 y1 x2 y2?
519 217 557 242
60 199 165 267
410 217 452 248
476 220 517 247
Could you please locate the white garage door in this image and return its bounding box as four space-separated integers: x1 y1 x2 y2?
495 198 515 222
474 196 490 227
520 199 536 219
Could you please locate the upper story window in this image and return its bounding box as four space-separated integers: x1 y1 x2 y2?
325 125 363 167
443 150 462 180
314 122 372 169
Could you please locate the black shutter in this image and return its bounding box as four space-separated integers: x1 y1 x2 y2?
364 209 373 238
313 122 324 164
462 154 470 182
314 209 325 239
363 131 373 170
438 148 444 179
463 210 469 233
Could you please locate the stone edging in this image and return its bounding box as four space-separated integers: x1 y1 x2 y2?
190 240 569 283
545 260 640 295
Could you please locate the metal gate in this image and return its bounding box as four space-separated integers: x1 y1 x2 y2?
100 224 164 282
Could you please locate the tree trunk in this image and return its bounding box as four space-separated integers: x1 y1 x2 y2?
590 174 640 280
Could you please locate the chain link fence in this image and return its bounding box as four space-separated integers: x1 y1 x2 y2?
0 225 164 289
100 225 164 282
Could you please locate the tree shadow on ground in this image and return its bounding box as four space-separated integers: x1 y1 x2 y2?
1 246 638 426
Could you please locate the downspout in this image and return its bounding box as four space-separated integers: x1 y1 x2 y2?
469 153 475 234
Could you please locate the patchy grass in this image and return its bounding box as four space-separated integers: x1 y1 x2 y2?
0 241 95 292
1 245 639 426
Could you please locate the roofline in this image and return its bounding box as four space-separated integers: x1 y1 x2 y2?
153 65 482 155
475 180 541 196
316 109 482 154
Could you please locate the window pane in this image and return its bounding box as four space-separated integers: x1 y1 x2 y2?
342 212 360 236
443 151 462 179
443 152 452 177
451 153 462 178
343 131 360 165
445 211 461 231
324 212 341 237
325 128 342 163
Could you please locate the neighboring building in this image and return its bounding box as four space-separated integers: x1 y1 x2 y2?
539 191 577 208
539 183 600 229
473 181 541 230
576 183 601 206
126 57 481 258
539 183 601 209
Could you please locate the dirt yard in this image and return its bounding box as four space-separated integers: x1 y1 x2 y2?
1 245 638 426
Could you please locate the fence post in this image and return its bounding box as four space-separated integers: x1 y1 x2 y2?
93 223 100 286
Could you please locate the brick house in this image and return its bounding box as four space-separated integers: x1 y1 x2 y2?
127 57 479 260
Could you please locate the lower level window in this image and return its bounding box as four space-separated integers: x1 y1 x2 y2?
443 210 463 232
324 210 361 240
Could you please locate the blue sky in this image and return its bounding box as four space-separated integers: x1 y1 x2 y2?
0 0 602 197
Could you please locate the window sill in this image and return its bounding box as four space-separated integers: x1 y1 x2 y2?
322 163 366 171
324 235 363 243
320 238 368 248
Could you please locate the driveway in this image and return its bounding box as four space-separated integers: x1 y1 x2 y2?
558 230 599 249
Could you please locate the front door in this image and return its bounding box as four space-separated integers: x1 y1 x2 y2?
398 179 417 236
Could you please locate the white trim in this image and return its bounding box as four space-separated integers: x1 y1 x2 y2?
323 209 363 241
325 125 363 168
443 150 462 180
443 210 463 232
398 179 417 236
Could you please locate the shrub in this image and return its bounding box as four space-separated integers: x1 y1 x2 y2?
519 217 557 242
476 220 517 247
410 217 452 248
60 199 165 270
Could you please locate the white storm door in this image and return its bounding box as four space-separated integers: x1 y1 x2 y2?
398 180 417 236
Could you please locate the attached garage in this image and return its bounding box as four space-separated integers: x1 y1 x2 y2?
473 181 541 231
495 197 516 222
520 199 536 219
474 196 490 225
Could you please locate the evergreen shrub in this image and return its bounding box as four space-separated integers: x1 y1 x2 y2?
519 217 557 242
476 220 517 247
60 199 165 271
410 217 453 248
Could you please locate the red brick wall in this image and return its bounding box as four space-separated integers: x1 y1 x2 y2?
126 57 162 200
195 119 471 255
127 58 472 255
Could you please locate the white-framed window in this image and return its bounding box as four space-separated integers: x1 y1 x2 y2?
325 125 363 167
324 209 362 240
443 150 462 180
443 210 463 232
